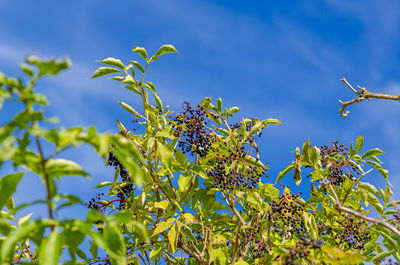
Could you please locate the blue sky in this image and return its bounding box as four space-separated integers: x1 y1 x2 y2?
1 0 400 219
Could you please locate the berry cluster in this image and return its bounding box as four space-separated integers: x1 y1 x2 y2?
284 236 324 265
107 152 133 206
319 141 360 186
381 258 400 265
173 102 213 157
242 225 268 258
269 189 306 239
334 214 370 250
85 193 104 211
208 148 266 190
393 214 400 223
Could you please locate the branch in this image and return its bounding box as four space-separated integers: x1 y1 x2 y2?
231 221 243 265
35 136 53 229
323 180 400 238
341 169 373 204
221 190 246 225
339 78 400 117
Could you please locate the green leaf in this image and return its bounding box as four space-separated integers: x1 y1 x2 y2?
89 241 98 259
19 63 34 77
168 224 177 253
275 163 294 184
118 101 143 117
98 57 125 69
152 218 175 237
310 146 321 166
18 213 34 226
149 246 163 261
174 149 188 167
358 182 381 198
144 81 157 93
154 44 178 57
387 200 400 208
183 213 196 223
368 193 384 215
156 140 173 163
91 67 122 78
362 148 385 159
0 172 23 209
116 120 127 132
154 200 169 210
301 139 310 164
95 181 113 188
27 56 70 77
216 98 222 112
153 93 163 111
354 135 364 154
132 46 148 60
365 160 389 183
46 158 88 178
178 174 191 192
130 60 145 73
39 230 62 265
76 248 87 260
235 261 249 265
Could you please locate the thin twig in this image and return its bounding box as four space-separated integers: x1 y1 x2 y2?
323 180 400 238
341 169 373 204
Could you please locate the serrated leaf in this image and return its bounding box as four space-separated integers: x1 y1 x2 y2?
18 213 34 226
89 241 98 259
118 101 142 117
144 81 156 93
98 57 125 69
0 172 23 210
152 218 175 237
387 200 400 208
116 120 126 132
354 135 364 154
76 248 87 260
46 158 88 178
183 213 196 223
216 98 222 112
366 160 389 183
153 93 163 111
178 174 191 193
264 118 282 125
132 46 148 60
95 181 113 188
130 60 145 73
168 224 177 253
362 148 385 159
154 200 169 210
39 230 62 265
149 246 162 261
155 44 178 57
91 67 121 78
358 182 380 198
275 163 294 184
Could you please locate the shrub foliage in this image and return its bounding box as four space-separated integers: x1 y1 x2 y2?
0 45 399 265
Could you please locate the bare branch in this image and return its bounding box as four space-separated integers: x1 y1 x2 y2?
339 78 400 117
